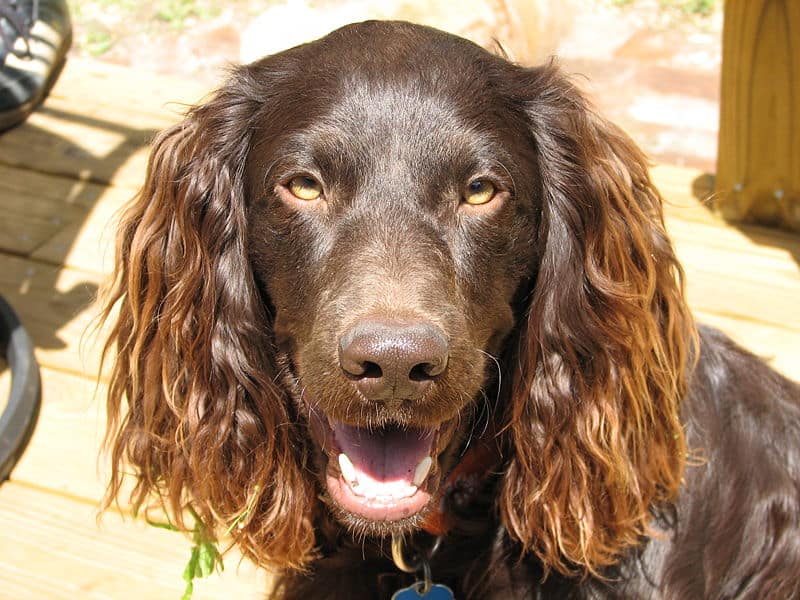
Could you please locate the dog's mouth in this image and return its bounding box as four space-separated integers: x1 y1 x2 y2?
310 413 454 523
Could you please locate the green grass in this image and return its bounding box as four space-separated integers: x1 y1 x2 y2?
610 0 720 17
672 0 717 16
84 28 113 55
155 0 216 30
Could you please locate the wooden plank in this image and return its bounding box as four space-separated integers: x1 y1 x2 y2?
683 261 800 333
0 104 153 189
0 164 131 274
0 170 85 257
670 227 800 330
0 163 122 208
670 217 800 276
30 185 129 276
655 165 800 261
653 165 721 221
668 217 800 265
4 365 144 506
0 206 70 256
0 60 208 189
4 366 107 502
0 255 108 379
50 59 210 117
0 482 271 600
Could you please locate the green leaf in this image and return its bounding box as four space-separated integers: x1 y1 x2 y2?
197 542 216 578
223 485 260 536
181 580 194 600
146 519 180 532
183 547 200 583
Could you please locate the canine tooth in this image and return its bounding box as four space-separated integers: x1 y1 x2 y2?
338 453 358 484
413 456 433 486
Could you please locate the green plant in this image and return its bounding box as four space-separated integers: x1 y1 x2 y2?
84 28 113 55
659 0 718 16
148 509 223 600
146 486 260 600
613 0 719 16
155 0 207 30
680 0 716 16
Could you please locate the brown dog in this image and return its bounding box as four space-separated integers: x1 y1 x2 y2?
103 21 800 599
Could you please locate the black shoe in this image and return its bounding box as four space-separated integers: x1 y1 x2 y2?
0 0 71 132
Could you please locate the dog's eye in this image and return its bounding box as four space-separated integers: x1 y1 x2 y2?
464 180 496 205
288 176 323 201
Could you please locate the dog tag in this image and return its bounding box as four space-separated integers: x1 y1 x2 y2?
391 582 455 600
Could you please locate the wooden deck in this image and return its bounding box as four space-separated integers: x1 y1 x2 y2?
0 58 797 599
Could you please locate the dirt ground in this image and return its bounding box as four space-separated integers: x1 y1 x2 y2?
65 0 723 170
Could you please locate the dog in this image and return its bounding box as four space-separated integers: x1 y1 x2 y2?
102 21 800 599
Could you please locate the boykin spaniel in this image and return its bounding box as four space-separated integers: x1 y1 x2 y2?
103 21 800 600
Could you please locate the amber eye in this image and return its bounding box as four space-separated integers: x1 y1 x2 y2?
287 176 323 201
464 180 496 205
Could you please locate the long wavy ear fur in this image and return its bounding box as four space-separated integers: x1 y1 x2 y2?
101 67 317 570
500 63 697 576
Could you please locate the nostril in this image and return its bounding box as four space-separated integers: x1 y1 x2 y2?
341 359 383 380
409 363 430 382
409 356 448 382
361 361 382 379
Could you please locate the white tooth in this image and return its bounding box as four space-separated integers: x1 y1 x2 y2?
413 456 433 487
338 453 358 484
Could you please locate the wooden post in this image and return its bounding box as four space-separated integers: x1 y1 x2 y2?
715 0 800 232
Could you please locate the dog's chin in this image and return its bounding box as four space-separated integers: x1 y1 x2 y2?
308 409 460 536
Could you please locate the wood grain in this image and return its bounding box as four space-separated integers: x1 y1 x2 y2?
715 0 800 231
0 483 270 600
0 254 108 379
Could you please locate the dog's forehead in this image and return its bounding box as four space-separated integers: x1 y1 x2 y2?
269 62 513 180
323 81 480 150
276 22 508 134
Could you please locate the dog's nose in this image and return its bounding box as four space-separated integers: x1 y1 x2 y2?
338 318 449 402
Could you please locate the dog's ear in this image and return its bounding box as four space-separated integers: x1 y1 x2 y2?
102 66 316 570
500 63 697 576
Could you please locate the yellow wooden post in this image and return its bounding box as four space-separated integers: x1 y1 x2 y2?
715 0 800 232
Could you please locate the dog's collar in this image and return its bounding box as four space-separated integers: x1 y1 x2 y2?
420 425 503 536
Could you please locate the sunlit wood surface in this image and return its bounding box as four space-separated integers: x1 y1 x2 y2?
715 0 800 231
0 57 797 599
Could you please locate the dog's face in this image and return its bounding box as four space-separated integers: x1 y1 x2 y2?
245 26 540 531
106 20 692 574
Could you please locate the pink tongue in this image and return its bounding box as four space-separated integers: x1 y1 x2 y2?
332 422 435 483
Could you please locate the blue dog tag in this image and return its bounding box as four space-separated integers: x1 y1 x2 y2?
391 582 455 600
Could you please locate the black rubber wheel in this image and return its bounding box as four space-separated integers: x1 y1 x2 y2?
0 295 41 482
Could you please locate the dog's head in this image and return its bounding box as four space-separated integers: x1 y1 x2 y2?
104 21 694 575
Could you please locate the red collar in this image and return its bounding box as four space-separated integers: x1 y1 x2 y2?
420 426 504 536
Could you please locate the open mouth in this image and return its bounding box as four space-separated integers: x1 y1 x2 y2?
314 415 448 522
